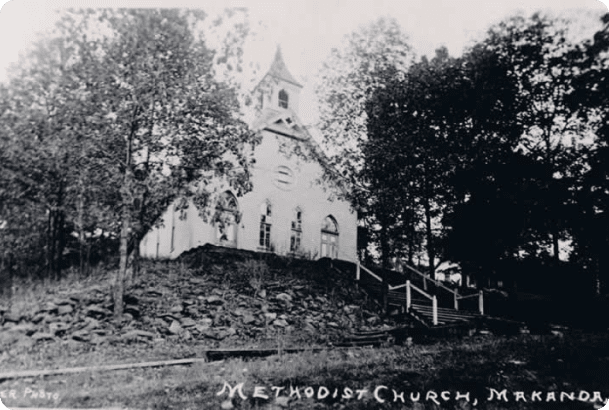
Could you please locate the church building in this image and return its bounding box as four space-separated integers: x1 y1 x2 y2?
140 47 358 263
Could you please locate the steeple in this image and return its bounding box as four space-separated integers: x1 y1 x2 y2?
253 45 303 116
267 46 302 88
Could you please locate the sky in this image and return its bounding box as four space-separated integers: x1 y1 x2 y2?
0 0 607 125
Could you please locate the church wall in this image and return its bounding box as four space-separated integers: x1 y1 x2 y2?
139 129 358 263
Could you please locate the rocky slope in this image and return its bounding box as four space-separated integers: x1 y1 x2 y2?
0 246 390 359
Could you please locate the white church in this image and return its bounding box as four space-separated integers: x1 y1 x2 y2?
140 48 358 263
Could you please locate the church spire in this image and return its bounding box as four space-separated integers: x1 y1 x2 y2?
267 45 302 88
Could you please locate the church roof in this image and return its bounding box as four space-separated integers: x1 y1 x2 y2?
266 46 302 88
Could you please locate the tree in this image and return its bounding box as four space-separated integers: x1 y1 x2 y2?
567 13 609 295
0 9 257 318
478 13 594 263
314 17 413 267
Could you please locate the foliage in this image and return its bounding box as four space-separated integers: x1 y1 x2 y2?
0 9 258 318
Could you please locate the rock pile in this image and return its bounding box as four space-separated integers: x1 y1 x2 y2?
0 256 385 350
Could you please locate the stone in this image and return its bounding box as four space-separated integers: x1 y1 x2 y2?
85 305 112 319
275 396 290 408
10 323 36 335
31 332 55 341
124 305 141 318
206 295 224 305
72 330 91 342
168 320 182 335
49 322 69 335
54 298 75 306
199 318 213 327
57 305 74 315
123 330 155 341
3 312 22 323
272 319 288 328
220 399 234 409
258 289 267 299
40 302 58 313
275 293 293 303
242 315 256 325
264 312 277 321
181 317 196 328
170 305 184 314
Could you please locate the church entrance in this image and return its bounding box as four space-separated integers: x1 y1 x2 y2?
215 191 239 248
321 215 339 259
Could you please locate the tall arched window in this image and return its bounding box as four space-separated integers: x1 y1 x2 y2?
215 191 238 247
278 89 289 109
321 215 339 259
259 201 272 250
290 207 303 252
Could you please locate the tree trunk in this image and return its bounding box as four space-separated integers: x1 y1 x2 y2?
78 178 87 277
424 197 435 279
115 114 136 321
115 203 129 320
552 229 560 264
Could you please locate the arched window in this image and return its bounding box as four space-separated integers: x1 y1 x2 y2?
278 89 289 109
259 201 272 250
215 191 238 247
290 207 303 252
321 215 339 259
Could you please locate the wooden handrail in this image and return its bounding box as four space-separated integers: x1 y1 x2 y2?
456 293 480 300
389 283 407 291
409 282 433 300
402 262 459 297
358 262 383 282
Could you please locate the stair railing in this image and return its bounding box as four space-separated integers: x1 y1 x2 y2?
402 262 484 314
394 280 437 325
356 261 485 317
452 291 484 315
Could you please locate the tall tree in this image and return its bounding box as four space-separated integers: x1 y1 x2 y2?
0 9 257 318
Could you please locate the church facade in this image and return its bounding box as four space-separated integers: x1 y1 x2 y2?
140 48 358 263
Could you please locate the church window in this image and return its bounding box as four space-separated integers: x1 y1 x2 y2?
259 201 272 250
321 215 339 259
290 208 302 252
278 89 289 109
216 191 238 247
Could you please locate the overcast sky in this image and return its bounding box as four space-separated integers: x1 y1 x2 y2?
0 0 607 124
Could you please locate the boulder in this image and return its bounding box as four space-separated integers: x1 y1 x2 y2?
264 312 277 321
31 332 55 341
3 312 22 323
122 330 155 341
272 319 288 328
180 317 196 328
206 295 224 305
275 293 293 303
57 305 74 315
168 320 182 335
170 305 184 314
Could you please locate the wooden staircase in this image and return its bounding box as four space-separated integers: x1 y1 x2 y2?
331 259 487 332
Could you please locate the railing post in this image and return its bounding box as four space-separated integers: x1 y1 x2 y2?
406 280 411 312
382 279 388 316
432 295 438 326
423 276 428 291
355 261 360 289
454 288 459 311
478 290 484 315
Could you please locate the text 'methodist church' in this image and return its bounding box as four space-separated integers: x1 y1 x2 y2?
140 47 358 263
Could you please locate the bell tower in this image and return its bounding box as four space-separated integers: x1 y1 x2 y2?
255 46 303 116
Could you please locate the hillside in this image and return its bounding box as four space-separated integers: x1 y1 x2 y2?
0 245 391 371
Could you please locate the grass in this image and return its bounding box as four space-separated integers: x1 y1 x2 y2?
2 254 609 409
1 333 608 409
